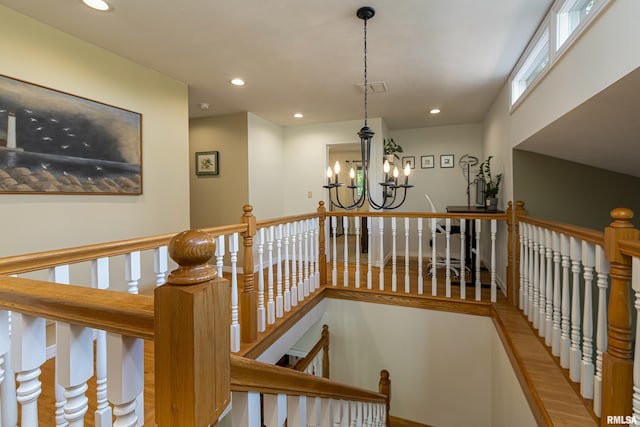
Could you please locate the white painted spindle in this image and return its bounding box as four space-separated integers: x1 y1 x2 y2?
560 233 571 369
332 217 339 286
537 227 546 337
263 393 287 427
445 218 452 298
475 219 481 301
258 228 266 332
460 219 467 300
232 391 261 427
490 219 497 302
267 226 276 325
307 396 321 427
551 231 562 357
215 235 225 279
531 226 540 327
379 217 385 291
344 216 350 287
631 257 640 423
298 221 304 302
284 223 292 312
276 224 284 318
355 216 361 288
544 228 553 345
519 222 526 310
527 224 535 322
50 266 70 427
569 236 582 383
0 310 16 427
304 219 310 297
350 401 357 427
291 224 299 308
92 258 112 426
288 395 308 427
404 217 410 293
391 217 397 292
230 232 240 352
431 218 437 296
367 217 373 289
125 251 141 295
107 333 142 427
417 218 424 295
154 245 169 286
580 241 595 398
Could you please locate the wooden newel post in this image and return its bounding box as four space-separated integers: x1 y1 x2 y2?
379 369 391 427
318 201 328 287
241 204 257 343
508 201 526 307
321 324 330 379
601 208 638 425
155 229 231 427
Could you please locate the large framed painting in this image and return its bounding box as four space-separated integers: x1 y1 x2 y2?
0 74 142 194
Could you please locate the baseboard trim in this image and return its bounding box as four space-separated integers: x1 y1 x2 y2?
389 415 434 427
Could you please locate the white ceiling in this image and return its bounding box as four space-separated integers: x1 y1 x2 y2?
4 0 638 178
0 0 552 129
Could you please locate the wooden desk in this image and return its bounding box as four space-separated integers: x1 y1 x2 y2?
445 205 504 284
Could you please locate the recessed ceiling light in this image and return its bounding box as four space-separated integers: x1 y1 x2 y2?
293 113 304 118
230 78 245 86
199 103 210 110
82 0 110 11
429 108 441 115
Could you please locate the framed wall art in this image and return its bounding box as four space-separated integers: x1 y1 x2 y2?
195 151 219 175
401 156 415 169
440 154 454 168
421 155 434 169
0 74 142 195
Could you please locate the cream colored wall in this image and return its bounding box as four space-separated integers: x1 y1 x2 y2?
320 299 494 427
189 113 249 228
0 6 190 257
247 113 285 220
490 331 537 427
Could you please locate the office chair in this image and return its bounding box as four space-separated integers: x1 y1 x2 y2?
424 194 468 279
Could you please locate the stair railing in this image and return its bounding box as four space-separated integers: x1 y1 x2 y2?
293 324 330 378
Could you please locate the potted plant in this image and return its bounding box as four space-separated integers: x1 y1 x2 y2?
383 138 403 163
476 155 503 210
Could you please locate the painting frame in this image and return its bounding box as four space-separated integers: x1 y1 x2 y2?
0 74 142 195
421 155 434 169
195 151 219 176
440 154 454 168
401 156 415 170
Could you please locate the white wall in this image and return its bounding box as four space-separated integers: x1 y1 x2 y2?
248 113 285 219
321 299 494 427
0 5 190 256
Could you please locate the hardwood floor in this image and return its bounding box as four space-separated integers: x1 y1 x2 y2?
31 259 596 426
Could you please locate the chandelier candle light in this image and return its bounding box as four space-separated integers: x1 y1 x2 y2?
323 6 412 210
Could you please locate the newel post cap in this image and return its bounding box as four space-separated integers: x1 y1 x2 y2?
167 229 217 286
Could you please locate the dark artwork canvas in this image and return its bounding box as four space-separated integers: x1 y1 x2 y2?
0 74 142 194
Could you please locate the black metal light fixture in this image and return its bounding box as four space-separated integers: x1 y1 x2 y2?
324 6 412 210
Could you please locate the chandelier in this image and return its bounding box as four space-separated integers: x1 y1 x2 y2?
324 6 412 210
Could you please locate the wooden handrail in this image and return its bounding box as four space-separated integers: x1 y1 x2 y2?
0 276 154 340
519 215 604 246
293 324 329 377
0 223 247 276
230 354 386 403
325 211 507 220
256 212 319 229
618 238 640 259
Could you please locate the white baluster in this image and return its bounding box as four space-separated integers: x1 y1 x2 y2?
545 228 554 345
380 403 387 427
344 216 350 287
309 219 316 292
341 400 350 427
290 224 299 309
417 218 424 295
631 257 640 423
258 228 267 331
537 227 546 337
364 402 372 427
288 395 308 427
125 251 141 295
320 398 332 427
403 218 409 293
307 396 321 427
593 245 609 417
232 391 261 427
12 313 46 426
229 233 241 352
333 399 343 427
569 236 582 383
91 257 112 427
154 245 169 286
490 219 497 302
263 393 287 427
356 401 363 427
551 231 562 356
475 219 482 301
367 217 373 289
267 226 276 325
580 241 595 398
314 218 321 289
215 235 225 279
379 217 385 291
391 217 397 292
445 218 452 297
50 266 70 427
332 216 338 286
560 233 571 369
431 218 437 296
298 221 304 302
303 220 311 298
276 225 284 318
0 309 17 427
349 401 357 427
57 321 93 426
107 333 142 427
284 223 292 312
521 223 529 315
527 224 536 322
355 216 361 288
531 226 540 327
460 219 467 300
372 403 379 427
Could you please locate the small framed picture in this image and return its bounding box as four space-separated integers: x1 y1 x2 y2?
440 154 454 168
195 151 219 175
401 156 415 169
421 155 434 169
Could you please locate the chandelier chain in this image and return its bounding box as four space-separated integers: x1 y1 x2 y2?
363 16 368 126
